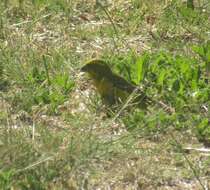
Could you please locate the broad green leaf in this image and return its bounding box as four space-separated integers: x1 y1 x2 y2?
133 53 149 84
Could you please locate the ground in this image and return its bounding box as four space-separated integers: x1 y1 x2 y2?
0 0 210 189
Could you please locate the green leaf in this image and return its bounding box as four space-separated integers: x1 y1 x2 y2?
157 70 166 87
133 54 149 84
192 45 205 58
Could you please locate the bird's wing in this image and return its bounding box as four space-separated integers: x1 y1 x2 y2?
111 74 136 93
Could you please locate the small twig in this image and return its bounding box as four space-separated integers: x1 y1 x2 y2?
15 156 54 174
96 1 120 53
10 13 52 27
169 130 207 190
111 87 140 123
32 121 35 141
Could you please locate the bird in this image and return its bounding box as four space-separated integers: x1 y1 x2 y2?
81 59 150 110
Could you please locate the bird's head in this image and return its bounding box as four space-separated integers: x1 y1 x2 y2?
81 59 112 80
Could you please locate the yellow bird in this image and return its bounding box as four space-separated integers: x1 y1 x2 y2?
81 59 150 110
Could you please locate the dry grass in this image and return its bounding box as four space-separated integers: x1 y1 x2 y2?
0 0 210 189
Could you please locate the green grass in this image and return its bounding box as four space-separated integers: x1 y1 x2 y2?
0 0 210 189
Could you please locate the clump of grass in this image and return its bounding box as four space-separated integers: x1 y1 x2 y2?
0 0 210 189
1 47 75 113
